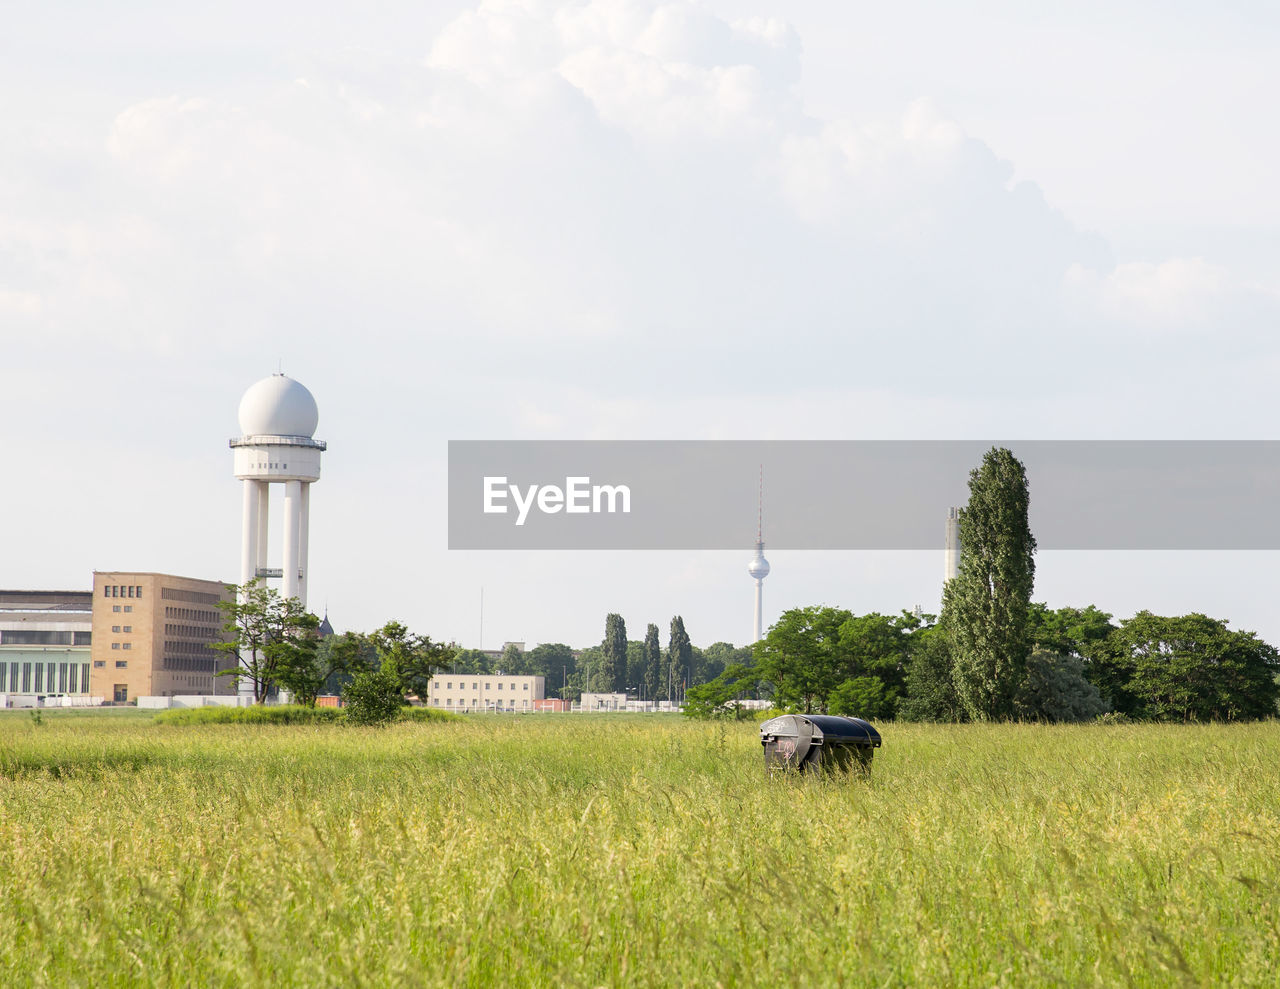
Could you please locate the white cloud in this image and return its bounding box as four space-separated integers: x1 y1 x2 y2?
1062 257 1271 329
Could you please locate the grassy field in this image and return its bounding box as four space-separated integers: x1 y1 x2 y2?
1 712 1277 987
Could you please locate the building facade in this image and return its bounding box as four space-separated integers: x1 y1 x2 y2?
0 590 94 700
425 674 545 712
89 572 237 703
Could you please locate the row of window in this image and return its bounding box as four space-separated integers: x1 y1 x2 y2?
162 657 219 672
1 661 91 694
435 698 530 708
438 682 531 691
110 605 133 614
93 661 130 669
0 630 92 646
164 640 217 656
111 625 132 633
110 642 131 650
160 587 221 606
104 585 142 599
164 606 219 623
163 624 218 640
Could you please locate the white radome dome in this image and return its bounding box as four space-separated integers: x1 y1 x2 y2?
237 374 319 437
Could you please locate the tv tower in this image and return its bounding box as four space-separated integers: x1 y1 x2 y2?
747 467 770 643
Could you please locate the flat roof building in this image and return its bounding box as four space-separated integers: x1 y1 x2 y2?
426 674 545 712
0 589 94 700
89 572 237 704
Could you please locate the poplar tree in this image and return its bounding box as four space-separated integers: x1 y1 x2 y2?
942 447 1037 720
601 613 627 693
643 623 662 701
666 616 692 702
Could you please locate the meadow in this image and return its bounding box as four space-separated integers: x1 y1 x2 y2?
1 711 1277 987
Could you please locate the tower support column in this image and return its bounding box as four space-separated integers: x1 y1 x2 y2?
241 480 259 588
282 480 302 602
298 483 311 607
257 482 270 573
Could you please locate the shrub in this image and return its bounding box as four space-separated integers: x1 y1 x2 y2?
343 667 404 726
154 705 345 726
1015 648 1108 723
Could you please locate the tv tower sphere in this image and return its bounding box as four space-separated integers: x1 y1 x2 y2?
748 546 770 580
230 373 327 610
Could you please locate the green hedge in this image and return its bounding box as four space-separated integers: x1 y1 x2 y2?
153 704 457 726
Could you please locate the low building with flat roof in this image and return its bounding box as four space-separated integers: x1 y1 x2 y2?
0 589 94 701
426 673 544 712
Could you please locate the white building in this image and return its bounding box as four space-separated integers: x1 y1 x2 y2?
580 691 628 711
426 674 545 712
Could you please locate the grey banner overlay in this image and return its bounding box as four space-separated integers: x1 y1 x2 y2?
448 441 1280 550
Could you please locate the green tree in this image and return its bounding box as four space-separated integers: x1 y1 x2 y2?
642 624 662 701
527 642 575 687
683 662 761 719
213 580 320 704
1104 612 1279 721
898 628 965 722
943 447 1037 721
451 648 493 674
754 606 852 713
601 614 627 693
499 642 527 674
833 611 920 717
576 645 605 692
698 642 753 685
368 621 455 703
1014 647 1108 723
343 658 403 726
666 616 692 702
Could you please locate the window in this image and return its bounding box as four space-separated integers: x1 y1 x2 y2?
59 664 68 692
123 626 132 633
136 586 142 598
112 643 120 650
22 663 31 692
115 661 128 669
34 666 43 692
523 683 529 690
485 682 491 690
498 684 503 691
122 643 131 650
447 682 452 689
112 626 121 633
123 606 132 613
112 605 121 613
94 661 106 668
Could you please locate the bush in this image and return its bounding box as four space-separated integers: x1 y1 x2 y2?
399 706 456 723
1015 648 1109 723
154 705 345 726
343 667 404 726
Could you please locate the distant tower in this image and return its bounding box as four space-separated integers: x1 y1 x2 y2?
748 468 770 643
944 506 961 583
230 374 326 609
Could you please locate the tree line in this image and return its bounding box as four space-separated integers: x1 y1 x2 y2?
687 447 1280 722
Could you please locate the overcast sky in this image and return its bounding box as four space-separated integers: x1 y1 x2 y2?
3 0 1279 651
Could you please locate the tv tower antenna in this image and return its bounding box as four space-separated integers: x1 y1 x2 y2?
747 465 771 643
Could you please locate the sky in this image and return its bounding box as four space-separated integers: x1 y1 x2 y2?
3 0 1279 651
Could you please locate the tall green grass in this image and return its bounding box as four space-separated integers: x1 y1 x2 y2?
1 715 1276 986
